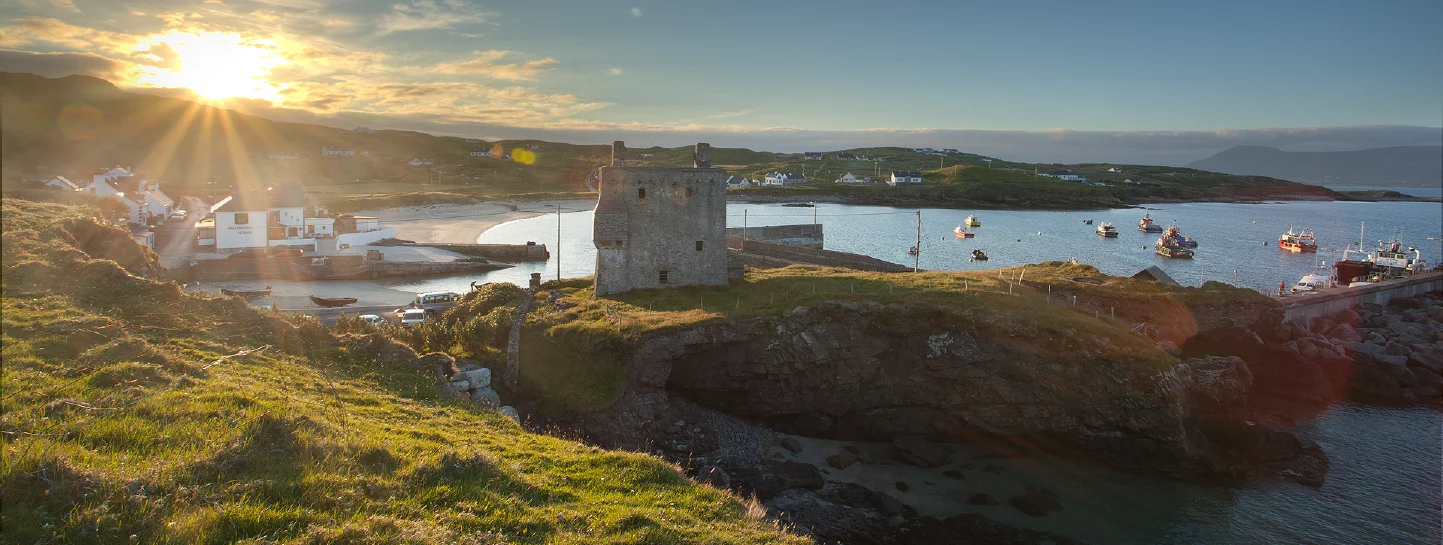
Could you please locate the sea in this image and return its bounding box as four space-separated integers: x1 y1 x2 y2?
379 199 1441 544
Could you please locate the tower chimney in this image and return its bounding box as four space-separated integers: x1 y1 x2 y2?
611 141 626 166
694 143 711 168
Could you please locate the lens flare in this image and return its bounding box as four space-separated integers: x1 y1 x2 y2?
134 31 286 101
511 148 537 165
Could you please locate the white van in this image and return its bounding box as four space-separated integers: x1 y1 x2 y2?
411 291 461 316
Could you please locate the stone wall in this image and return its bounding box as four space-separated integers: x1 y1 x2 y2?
725 224 824 249
726 237 910 273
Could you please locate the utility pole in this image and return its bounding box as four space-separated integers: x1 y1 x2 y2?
813 203 817 225
914 210 921 273
743 209 748 240
556 203 562 281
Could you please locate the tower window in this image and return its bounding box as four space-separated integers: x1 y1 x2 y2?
659 270 669 284
638 188 646 199
686 187 694 198
695 240 704 251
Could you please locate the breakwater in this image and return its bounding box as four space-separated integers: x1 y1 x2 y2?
725 224 824 248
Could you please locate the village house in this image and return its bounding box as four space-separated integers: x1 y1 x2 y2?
32 176 80 191
85 166 135 198
1107 167 1124 173
409 157 435 166
592 142 728 295
469 148 493 158
725 175 753 189
198 186 394 253
110 192 148 225
834 172 871 184
322 146 356 157
888 171 923 186
84 166 176 223
837 152 857 160
1051 171 1086 182
268 151 299 160
764 172 806 186
804 152 824 160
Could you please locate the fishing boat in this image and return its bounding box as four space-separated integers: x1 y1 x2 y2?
907 246 919 256
1154 237 1194 258
1082 219 1093 225
1277 225 1318 252
1334 221 1374 286
971 249 989 261
1162 222 1198 248
310 295 359 308
1138 213 1163 233
953 225 975 239
1370 237 1429 278
221 286 272 298
1096 222 1118 237
964 215 981 227
781 202 815 208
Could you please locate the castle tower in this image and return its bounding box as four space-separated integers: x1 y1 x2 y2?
592 142 727 295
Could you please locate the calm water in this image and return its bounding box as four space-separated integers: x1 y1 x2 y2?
368 200 1443 544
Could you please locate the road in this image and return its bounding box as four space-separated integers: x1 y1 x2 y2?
152 196 207 269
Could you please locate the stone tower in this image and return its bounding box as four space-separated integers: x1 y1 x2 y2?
592 141 728 295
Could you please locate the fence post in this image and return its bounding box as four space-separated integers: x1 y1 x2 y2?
889 283 893 293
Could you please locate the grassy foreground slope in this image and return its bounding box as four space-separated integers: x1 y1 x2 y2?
0 196 801 544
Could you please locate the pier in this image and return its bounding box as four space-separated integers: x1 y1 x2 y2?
725 224 824 249
1275 272 1443 325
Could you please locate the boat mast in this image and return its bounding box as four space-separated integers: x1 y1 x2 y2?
914 210 921 273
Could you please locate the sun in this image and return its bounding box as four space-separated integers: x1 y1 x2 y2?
134 31 287 101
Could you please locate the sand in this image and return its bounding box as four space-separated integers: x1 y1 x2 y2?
357 199 595 245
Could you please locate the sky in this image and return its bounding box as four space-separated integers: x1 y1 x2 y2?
1 0 1441 164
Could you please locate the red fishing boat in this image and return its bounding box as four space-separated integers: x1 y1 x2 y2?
1278 226 1318 252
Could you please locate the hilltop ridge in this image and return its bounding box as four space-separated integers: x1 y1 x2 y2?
1186 145 1443 187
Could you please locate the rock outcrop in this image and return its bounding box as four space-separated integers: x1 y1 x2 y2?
584 300 1328 486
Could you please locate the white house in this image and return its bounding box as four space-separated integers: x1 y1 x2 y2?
835 172 871 185
888 171 923 186
409 157 434 166
86 166 135 198
105 193 148 225
354 126 375 133
469 148 493 158
322 146 356 157
725 176 753 189
1107 167 1124 173
763 172 806 186
202 186 394 252
36 176 80 191
84 167 174 221
804 152 824 160
268 151 299 160
465 137 481 143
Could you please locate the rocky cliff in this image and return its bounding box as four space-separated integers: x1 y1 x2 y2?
580 300 1327 486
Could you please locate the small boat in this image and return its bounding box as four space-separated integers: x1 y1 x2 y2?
971 249 988 261
1138 213 1163 233
1162 222 1198 248
221 286 272 298
1154 238 1194 258
1278 225 1318 252
1082 219 1093 225
965 215 981 227
1096 222 1118 237
907 246 919 256
310 295 359 308
953 225 975 239
781 202 815 208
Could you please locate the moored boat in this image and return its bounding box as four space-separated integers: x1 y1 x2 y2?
310 295 359 308
1277 225 1318 252
964 215 981 227
1154 237 1194 258
953 225 975 239
971 249 988 261
221 286 272 298
1162 221 1198 248
1082 219 1093 225
907 246 919 256
1138 213 1163 233
1096 222 1118 237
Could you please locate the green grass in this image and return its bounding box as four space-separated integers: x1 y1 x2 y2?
1 195 803 545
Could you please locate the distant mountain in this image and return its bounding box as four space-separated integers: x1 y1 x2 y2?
1186 145 1442 187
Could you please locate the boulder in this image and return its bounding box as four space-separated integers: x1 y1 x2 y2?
469 386 501 407
1356 341 1385 356
895 481 909 492
1407 385 1440 404
1008 489 1064 517
893 435 950 468
826 453 858 470
967 493 1000 506
458 367 492 389
1383 342 1412 358
876 493 904 516
697 465 730 489
942 469 966 480
1409 351 1443 374
1329 308 1362 324
1391 366 1419 387
1412 367 1443 388
771 461 824 491
1375 354 1409 368
779 437 803 454
498 405 520 423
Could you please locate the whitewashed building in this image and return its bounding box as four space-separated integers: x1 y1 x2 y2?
888 171 923 186
763 172 807 186
725 175 753 189
36 176 80 190
200 186 394 252
835 172 871 185
469 148 493 158
322 146 356 157
84 166 175 222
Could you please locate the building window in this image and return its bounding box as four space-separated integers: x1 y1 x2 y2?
686 187 694 198
235 213 248 225
658 270 669 284
695 240 704 251
613 240 624 248
638 188 646 199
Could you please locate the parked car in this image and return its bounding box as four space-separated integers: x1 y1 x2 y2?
410 291 462 316
399 308 426 327
357 314 386 326
169 209 188 220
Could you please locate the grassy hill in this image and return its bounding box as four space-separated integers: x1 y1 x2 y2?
0 194 802 544
2 72 1336 210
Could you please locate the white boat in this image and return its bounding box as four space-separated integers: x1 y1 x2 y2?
1096 222 1118 237
953 225 974 238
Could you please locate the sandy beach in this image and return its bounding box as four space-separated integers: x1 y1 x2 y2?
357 199 596 245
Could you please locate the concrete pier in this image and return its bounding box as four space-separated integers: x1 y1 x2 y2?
1275 272 1443 325
725 224 824 249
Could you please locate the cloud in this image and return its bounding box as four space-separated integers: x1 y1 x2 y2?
630 7 642 17
606 67 622 76
0 17 138 52
49 0 79 13
0 48 128 79
379 0 490 35
433 50 558 81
